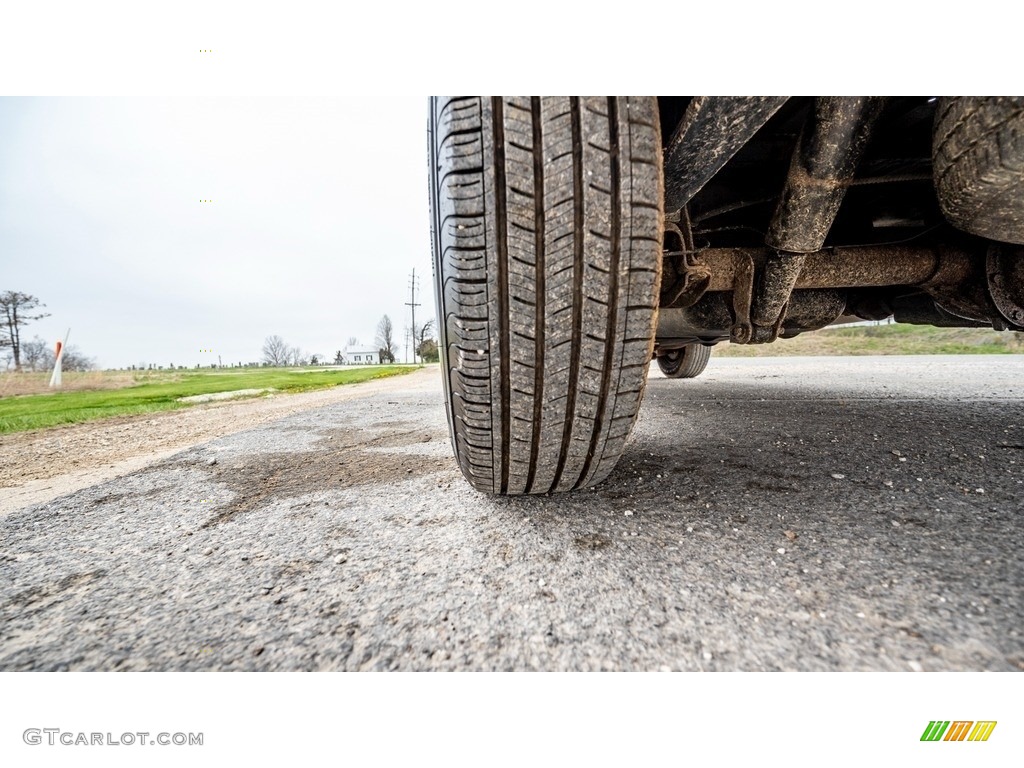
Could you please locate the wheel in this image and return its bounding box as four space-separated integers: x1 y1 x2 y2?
933 97 1024 244
656 343 711 378
429 96 663 495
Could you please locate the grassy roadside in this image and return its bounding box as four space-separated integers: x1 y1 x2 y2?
0 366 419 434
715 324 1024 357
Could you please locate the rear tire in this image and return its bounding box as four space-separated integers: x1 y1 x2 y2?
429 96 663 495
933 97 1024 244
657 343 711 378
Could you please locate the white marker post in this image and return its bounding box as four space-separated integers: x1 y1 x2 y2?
48 329 70 389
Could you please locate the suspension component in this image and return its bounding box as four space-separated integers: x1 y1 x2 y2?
663 97 789 215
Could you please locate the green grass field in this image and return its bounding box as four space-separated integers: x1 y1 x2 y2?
715 324 1024 357
0 366 417 434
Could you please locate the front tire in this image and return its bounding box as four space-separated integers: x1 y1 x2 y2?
429 96 663 495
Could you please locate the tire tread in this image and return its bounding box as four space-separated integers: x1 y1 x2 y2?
430 96 662 494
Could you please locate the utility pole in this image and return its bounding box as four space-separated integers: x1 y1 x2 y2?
405 268 421 364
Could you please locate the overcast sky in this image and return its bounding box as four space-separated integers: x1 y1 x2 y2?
0 96 434 369
0 7 1004 372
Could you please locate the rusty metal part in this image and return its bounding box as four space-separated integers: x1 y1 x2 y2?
766 97 887 253
752 253 806 327
750 97 886 337
848 173 932 186
776 291 847 336
730 253 756 343
660 214 712 309
654 242 1005 344
663 97 789 214
689 245 974 293
658 290 846 343
986 245 1024 328
914 245 1004 327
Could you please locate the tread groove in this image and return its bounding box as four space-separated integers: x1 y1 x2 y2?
525 96 545 495
493 97 511 495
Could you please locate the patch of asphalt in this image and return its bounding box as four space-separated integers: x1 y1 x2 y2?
0 356 1021 671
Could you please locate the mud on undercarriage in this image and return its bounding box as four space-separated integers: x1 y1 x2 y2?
655 97 1024 353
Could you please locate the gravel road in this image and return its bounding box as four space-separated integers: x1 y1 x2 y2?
1 357 1022 671
0 368 425 511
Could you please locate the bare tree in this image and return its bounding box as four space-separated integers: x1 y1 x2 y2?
334 350 344 365
376 314 396 364
59 345 96 372
20 336 51 371
0 291 50 371
416 319 435 362
346 336 359 348
262 334 290 366
287 345 308 366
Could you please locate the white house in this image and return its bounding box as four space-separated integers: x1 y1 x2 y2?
343 345 380 365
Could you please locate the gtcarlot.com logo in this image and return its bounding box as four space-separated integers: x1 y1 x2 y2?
23 729 203 747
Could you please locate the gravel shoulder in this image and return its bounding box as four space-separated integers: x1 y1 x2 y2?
0 368 438 513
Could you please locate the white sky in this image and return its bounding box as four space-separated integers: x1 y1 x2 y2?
0 96 432 368
0 4 1008 371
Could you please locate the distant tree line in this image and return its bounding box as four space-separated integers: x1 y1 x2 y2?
259 313 439 367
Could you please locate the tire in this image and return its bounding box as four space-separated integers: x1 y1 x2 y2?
656 343 711 378
429 96 663 495
933 97 1024 244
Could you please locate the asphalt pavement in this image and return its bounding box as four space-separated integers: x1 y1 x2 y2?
1 357 1022 671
